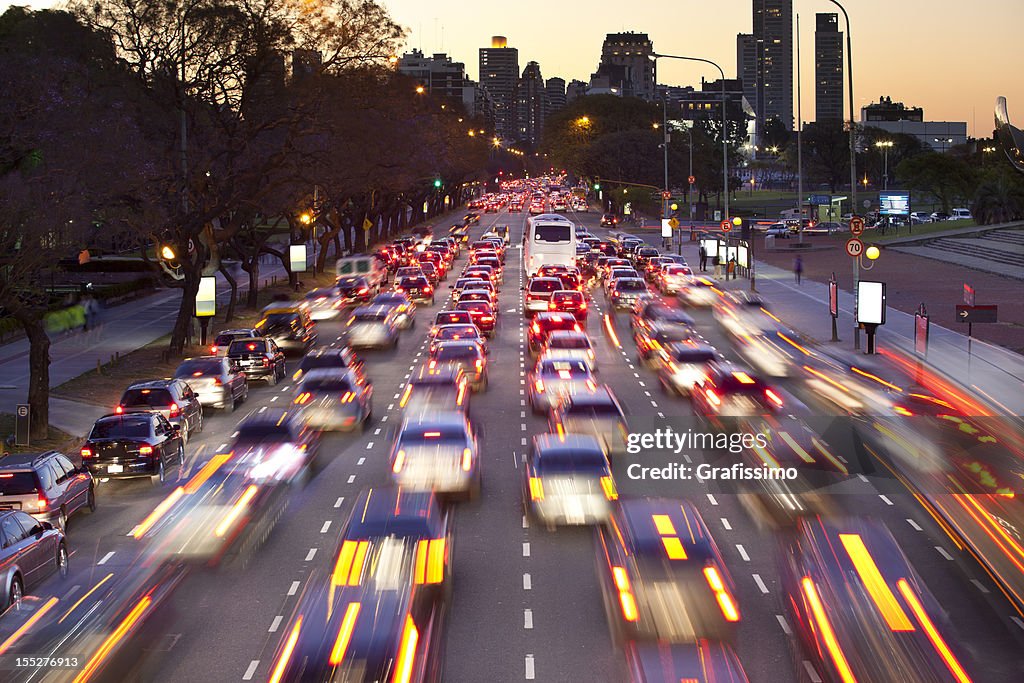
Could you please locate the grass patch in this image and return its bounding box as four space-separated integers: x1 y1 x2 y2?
0 413 80 455
872 219 979 242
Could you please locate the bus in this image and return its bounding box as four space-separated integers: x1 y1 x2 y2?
524 214 576 276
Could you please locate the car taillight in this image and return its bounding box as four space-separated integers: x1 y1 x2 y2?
705 389 721 407
80 447 93 458
210 346 218 354
294 392 312 405
600 476 618 500
534 379 544 392
461 448 473 471
704 566 741 622
529 477 544 501
115 405 124 414
612 566 638 622
424 286 433 293
262 358 270 366
475 359 484 371
168 403 180 417
213 377 223 386
139 445 154 455
481 316 494 322
392 450 406 473
765 388 784 407
357 287 369 295
532 323 540 333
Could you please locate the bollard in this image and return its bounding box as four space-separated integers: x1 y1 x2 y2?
97 359 102 375
115 351 119 363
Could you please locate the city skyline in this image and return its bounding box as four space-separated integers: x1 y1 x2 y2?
383 0 1022 138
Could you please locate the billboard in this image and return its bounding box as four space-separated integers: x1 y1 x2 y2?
879 192 910 216
857 281 886 325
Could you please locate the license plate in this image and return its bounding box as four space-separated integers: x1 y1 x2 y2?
107 464 123 474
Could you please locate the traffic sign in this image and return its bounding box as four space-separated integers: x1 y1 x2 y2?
963 283 975 306
849 216 864 237
668 217 679 229
956 305 997 324
661 191 671 200
15 404 29 446
845 238 863 257
720 220 732 232
688 175 696 185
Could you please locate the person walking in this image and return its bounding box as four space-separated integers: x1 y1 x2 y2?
698 244 708 272
794 254 804 284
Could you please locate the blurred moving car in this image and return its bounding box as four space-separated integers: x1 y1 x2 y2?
209 328 260 357
678 278 720 308
428 324 487 355
370 292 417 330
292 346 365 383
226 337 287 386
346 306 401 350
303 287 344 321
81 412 183 485
609 278 649 310
528 357 595 414
550 385 628 458
624 641 750 683
0 510 68 609
256 305 317 354
528 312 582 354
655 342 720 396
656 264 693 294
226 408 320 484
174 356 248 411
390 412 480 500
690 365 785 420
117 378 203 442
428 341 487 391
541 331 597 371
399 365 471 416
0 451 94 529
293 368 373 432
597 498 740 643
522 434 615 527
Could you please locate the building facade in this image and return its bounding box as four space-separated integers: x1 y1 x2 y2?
565 79 588 103
862 96 924 122
860 97 965 152
479 36 520 141
752 0 794 134
590 32 656 100
736 33 758 124
516 61 547 147
814 13 843 122
545 77 567 117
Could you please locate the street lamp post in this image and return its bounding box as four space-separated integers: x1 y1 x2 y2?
652 53 730 222
827 0 857 212
874 140 893 190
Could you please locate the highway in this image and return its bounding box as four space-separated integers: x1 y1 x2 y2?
5 199 1024 683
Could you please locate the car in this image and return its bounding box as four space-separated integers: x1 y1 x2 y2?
292 368 373 432
522 434 616 527
678 277 720 308
395 275 435 305
0 451 94 529
428 340 488 391
453 300 496 336
303 286 344 321
81 412 184 485
225 408 320 482
596 498 741 643
549 385 628 458
930 211 950 221
463 212 480 224
266 488 450 682
553 271 581 291
910 211 933 224
0 510 68 609
256 304 317 354
633 246 661 270
608 278 649 310
655 342 721 396
461 278 498 301
116 378 203 442
765 222 790 238
523 277 563 317
400 364 471 415
817 221 843 234
540 330 597 371
624 639 750 682
209 328 260 357
369 291 416 330
656 264 693 294
390 412 480 500
600 213 619 227
173 356 248 411
418 261 442 286
346 306 401 349
528 357 595 414
432 309 474 328
528 312 582 353
951 207 973 220
292 346 365 383
455 289 497 308
226 337 287 386
395 266 425 280
690 364 785 420
428 324 486 355
462 265 497 287
634 320 696 367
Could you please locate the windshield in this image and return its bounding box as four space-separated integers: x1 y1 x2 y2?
401 426 467 444
549 335 589 349
214 333 246 346
121 388 173 407
437 326 478 339
175 360 223 377
536 451 607 474
300 377 354 392
352 312 388 322
257 313 299 329
539 360 589 375
565 402 621 417
533 224 572 242
434 346 481 362
298 354 348 372
616 280 647 292
0 472 38 496
228 340 267 354
528 280 560 293
90 417 151 439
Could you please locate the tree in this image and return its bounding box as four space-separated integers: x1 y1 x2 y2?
798 121 849 192
895 153 975 214
972 168 1024 224
859 126 926 186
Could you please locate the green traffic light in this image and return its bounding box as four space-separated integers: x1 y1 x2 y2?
593 183 601 190
433 179 442 188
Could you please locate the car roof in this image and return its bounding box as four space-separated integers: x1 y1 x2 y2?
351 305 393 316
344 488 443 540
413 364 462 382
533 433 605 457
432 340 483 353
614 498 714 560
125 379 174 389
300 367 357 383
0 451 59 469
400 411 468 430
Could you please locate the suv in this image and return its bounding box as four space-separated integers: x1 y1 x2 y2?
117 379 204 442
0 451 95 530
226 337 287 385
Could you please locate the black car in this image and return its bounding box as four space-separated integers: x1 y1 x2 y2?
336 276 375 306
396 276 435 305
0 510 68 609
226 337 287 385
600 213 619 227
81 412 185 485
117 379 203 443
292 346 365 383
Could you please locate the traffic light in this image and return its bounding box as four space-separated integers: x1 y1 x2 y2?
593 178 601 190
433 178 442 188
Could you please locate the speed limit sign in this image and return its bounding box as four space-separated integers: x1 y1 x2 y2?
849 216 865 237
845 238 864 257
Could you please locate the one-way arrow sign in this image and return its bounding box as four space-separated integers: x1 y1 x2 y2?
956 305 998 324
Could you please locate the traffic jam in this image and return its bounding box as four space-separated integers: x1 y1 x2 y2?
0 177 1021 683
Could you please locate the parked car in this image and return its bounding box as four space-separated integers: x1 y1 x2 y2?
951 208 973 220
0 509 68 608
173 356 248 412
0 451 95 530
116 379 203 442
81 412 184 485
930 211 950 222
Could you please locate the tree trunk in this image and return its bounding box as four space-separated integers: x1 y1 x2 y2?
220 263 238 322
168 262 202 357
16 314 50 441
244 257 261 308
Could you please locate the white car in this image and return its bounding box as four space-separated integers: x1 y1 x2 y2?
541 331 597 371
345 306 400 349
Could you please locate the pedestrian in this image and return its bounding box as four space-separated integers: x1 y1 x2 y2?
698 244 708 272
794 254 803 284
713 254 722 278
727 258 736 279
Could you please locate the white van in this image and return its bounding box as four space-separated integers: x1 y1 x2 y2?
335 255 387 291
950 208 973 220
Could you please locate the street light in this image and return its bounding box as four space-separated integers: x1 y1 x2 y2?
933 137 954 153
874 140 894 190
415 85 425 94
299 212 312 225
652 53 730 221
160 245 176 261
827 0 858 215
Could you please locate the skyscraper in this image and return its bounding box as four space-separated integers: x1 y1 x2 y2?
752 0 794 134
814 13 843 122
479 36 520 142
590 32 656 100
736 33 757 122
516 61 547 147
545 77 567 116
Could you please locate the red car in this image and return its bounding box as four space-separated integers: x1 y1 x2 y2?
454 300 496 336
528 312 581 353
548 290 588 324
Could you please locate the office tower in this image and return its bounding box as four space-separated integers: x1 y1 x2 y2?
814 13 843 122
590 32 656 100
752 0 794 133
545 77 567 116
736 33 758 122
479 36 520 141
516 61 547 147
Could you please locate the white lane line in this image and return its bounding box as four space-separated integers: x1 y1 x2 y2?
97 552 115 565
258 406 267 413
682 453 692 464
334 496 344 508
523 573 532 590
521 437 527 446
753 574 769 594
907 518 922 531
657 412 665 418
638 381 645 387
707 493 719 506
320 521 331 533
357 457 365 465
243 660 260 680
522 542 531 557
857 474 868 483
935 546 954 561
268 616 282 632
521 411 527 418
279 385 289 393
218 443 227 451
879 494 894 506
525 654 535 680
802 661 823 683
776 614 792 635
381 415 388 422
721 518 732 531
522 515 529 529
393 393 400 400
971 579 991 594
736 544 750 562
374 428 381 435
304 548 317 562
1012 616 1024 632
270 396 278 402
287 581 300 596
633 372 640 378
347 475 356 484
388 403 394 410
524 609 533 629
366 442 374 449
644 391 651 397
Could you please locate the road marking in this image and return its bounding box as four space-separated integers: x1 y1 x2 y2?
374 428 381 435
366 442 374 449
357 457 365 465
347 475 356 484
268 616 282 632
736 544 750 562
753 574 769 594
638 381 645 387
802 661 823 683
776 614 792 635
657 412 665 418
97 552 115 565
320 521 331 533
683 453 692 464
388 403 394 410
522 515 529 529
521 437 527 446
523 542 531 557
633 373 640 378
721 518 732 530
334 496 344 508
393 393 400 400
258 406 267 414
524 609 533 629
971 579 991 594
280 386 289 393
521 411 526 418
707 493 718 506
218 443 227 451
525 654 535 680
380 415 388 422
644 391 651 397
304 548 317 562
857 474 868 483
879 494 894 506
243 660 260 680
270 396 278 402
935 546 954 561
1012 616 1024 632
287 581 300 596
907 518 922 531
523 573 532 590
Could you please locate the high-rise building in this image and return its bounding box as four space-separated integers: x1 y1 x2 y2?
516 61 547 147
752 0 794 134
397 49 469 99
479 36 520 141
736 33 757 120
590 32 656 100
565 79 588 103
814 13 843 122
545 77 566 116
